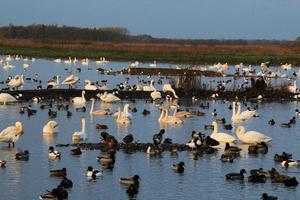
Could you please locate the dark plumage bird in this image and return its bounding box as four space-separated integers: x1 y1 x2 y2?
224 143 241 157
76 106 86 112
261 193 278 200
96 124 108 130
204 136 219 146
220 154 233 163
123 134 134 144
40 186 68 200
131 107 137 113
163 138 172 144
70 147 82 155
172 162 185 173
248 142 268 154
59 176 73 189
126 184 139 198
48 109 57 118
101 132 118 148
15 150 30 161
248 172 266 183
284 177 299 187
153 129 165 145
142 109 151 115
120 175 140 186
50 168 67 177
223 123 233 130
268 119 275 125
97 151 116 165
66 111 72 118
226 169 246 180
274 152 292 162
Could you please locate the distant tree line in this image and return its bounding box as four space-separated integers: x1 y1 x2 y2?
0 24 298 45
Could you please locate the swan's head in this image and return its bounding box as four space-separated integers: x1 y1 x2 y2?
82 90 86 95
85 80 89 85
211 121 217 126
15 121 24 134
48 120 58 128
236 126 245 134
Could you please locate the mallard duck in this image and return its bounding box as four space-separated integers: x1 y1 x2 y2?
220 154 233 163
274 152 292 162
59 176 73 189
284 177 298 186
123 134 134 144
97 151 116 165
50 168 67 177
15 150 29 161
70 147 82 155
126 184 139 198
120 175 140 185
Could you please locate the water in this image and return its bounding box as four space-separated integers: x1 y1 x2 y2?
1 57 300 199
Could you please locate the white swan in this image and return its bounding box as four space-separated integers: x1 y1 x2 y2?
113 103 132 119
90 98 112 116
47 75 59 88
23 63 29 70
236 102 256 120
43 120 58 134
163 84 178 98
8 75 24 89
72 91 86 105
143 80 156 91
0 93 18 104
149 60 157 68
159 108 183 125
116 107 132 125
0 121 24 147
72 117 87 142
99 92 120 103
288 80 297 93
81 58 89 66
85 80 97 90
235 126 272 144
64 57 72 64
62 75 79 88
211 121 236 143
130 61 139 68
54 58 61 63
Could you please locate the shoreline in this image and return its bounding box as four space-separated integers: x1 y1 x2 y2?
0 39 300 65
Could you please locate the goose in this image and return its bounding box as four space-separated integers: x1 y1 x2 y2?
159 108 183 125
120 175 140 185
210 121 236 143
16 150 30 161
226 169 246 180
236 102 256 120
0 160 6 167
62 75 79 88
172 162 185 173
43 120 58 134
90 98 112 116
116 107 132 125
48 146 61 159
162 84 178 98
143 80 156 91
172 106 192 118
0 93 18 104
0 121 24 147
8 75 24 90
72 117 87 142
47 75 59 89
149 60 157 68
72 90 86 105
50 168 67 177
86 166 102 178
85 80 97 90
98 92 120 103
236 126 272 144
113 104 132 119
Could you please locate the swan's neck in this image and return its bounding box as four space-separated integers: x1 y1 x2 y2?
82 92 86 101
123 104 129 114
213 123 218 134
173 107 177 116
171 89 178 99
237 103 241 115
56 76 59 85
164 108 169 119
232 102 236 117
81 118 86 132
236 127 244 139
117 107 122 119
90 100 94 114
159 109 165 121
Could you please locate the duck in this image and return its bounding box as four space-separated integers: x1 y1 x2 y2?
236 126 272 144
15 150 30 161
0 160 7 167
268 119 275 125
97 151 116 165
146 145 161 155
87 166 103 179
280 122 291 128
120 175 140 186
75 106 86 112
162 84 178 98
261 193 278 200
123 134 134 144
223 124 233 130
226 169 246 180
101 132 118 148
295 109 300 116
126 184 139 198
84 80 97 90
48 146 61 159
142 109 151 115
224 142 241 156
39 187 68 200
72 117 87 142
220 154 234 162
72 90 86 105
186 137 202 149
95 124 108 130
172 106 192 118
98 92 120 103
48 109 57 118
281 160 300 168
70 147 82 155
62 75 79 88
284 177 299 186
59 176 73 189
153 129 165 145
90 98 112 116
43 120 58 134
211 121 236 143
116 107 132 125
172 162 185 173
0 93 18 104
274 152 292 162
0 121 24 147
248 172 266 183
248 142 268 154
50 168 67 177
47 75 59 89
